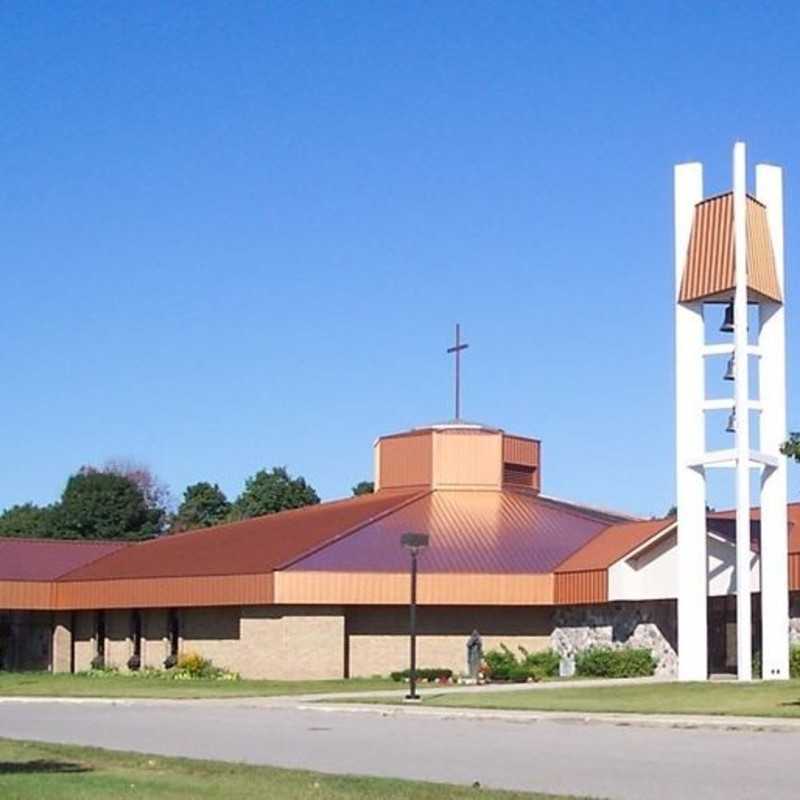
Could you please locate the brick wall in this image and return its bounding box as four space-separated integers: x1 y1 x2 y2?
238 606 345 679
346 605 553 677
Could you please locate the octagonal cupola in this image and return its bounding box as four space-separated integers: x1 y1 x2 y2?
373 421 540 493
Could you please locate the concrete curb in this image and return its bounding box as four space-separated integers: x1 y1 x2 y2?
301 701 800 733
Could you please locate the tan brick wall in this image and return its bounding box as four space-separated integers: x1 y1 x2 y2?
346 605 554 677
142 609 168 669
62 604 552 680
51 612 72 673
238 606 345 680
104 610 132 669
73 611 96 671
178 607 242 674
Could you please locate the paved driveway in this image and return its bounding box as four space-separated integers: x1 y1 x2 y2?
0 698 797 800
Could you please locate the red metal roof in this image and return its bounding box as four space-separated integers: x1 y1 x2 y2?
556 503 800 573
286 490 618 574
554 518 675 573
60 490 424 581
0 538 127 581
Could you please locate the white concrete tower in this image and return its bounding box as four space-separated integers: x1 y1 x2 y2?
675 142 789 682
674 161 707 682
756 163 790 680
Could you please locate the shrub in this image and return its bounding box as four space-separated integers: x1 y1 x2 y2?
390 667 453 683
482 645 560 682
575 646 655 678
790 646 800 678
520 647 560 679
483 645 519 681
176 651 223 679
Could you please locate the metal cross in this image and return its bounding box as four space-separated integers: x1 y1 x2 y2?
446 323 469 421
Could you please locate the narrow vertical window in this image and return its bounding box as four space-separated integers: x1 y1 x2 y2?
165 609 180 668
128 611 142 671
93 611 106 670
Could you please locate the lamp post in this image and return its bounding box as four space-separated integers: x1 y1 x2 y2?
400 531 430 701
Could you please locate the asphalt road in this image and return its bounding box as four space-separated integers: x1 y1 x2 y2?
0 699 797 800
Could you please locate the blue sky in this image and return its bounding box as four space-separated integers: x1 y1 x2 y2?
1 1 798 518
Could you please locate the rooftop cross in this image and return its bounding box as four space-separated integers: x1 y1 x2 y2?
446 323 469 421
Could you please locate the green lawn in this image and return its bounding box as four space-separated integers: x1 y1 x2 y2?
417 679 800 718
0 739 588 799
0 672 399 699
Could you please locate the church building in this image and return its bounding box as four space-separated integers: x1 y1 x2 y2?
2 418 798 680
1 143 796 681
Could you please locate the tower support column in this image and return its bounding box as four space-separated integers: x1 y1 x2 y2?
757 163 790 680
732 143 752 681
675 163 708 681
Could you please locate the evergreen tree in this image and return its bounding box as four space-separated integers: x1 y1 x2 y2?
173 482 230 531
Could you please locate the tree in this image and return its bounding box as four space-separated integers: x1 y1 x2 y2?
102 459 172 517
352 481 374 496
232 467 319 520
782 433 800 462
172 482 230 532
55 468 162 540
0 503 56 538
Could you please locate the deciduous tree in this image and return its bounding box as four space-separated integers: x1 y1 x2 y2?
0 503 56 538
232 467 319 520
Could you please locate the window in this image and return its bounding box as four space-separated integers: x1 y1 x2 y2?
94 611 106 668
129 611 142 670
166 609 180 667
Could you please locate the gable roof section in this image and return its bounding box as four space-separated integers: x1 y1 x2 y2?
60 490 425 581
286 489 619 574
0 537 128 581
554 517 675 573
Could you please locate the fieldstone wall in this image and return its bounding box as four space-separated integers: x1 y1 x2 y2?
789 593 800 646
551 599 678 677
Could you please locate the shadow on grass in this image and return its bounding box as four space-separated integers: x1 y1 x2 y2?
0 759 91 775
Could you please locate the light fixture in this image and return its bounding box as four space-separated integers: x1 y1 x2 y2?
723 356 735 381
720 303 735 333
726 411 736 434
400 532 430 701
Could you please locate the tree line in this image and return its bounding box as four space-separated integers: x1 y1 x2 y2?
0 460 374 541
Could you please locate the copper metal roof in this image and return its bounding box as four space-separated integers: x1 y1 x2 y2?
554 517 675 573
678 193 781 303
286 489 617 574
60 490 424 581
0 537 127 581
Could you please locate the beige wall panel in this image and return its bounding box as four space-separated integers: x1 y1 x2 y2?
51 611 72 673
432 430 502 489
276 572 554 606
142 609 168 669
104 610 132 670
378 433 432 489
179 607 242 674
73 611 96 672
347 606 553 678
238 605 345 680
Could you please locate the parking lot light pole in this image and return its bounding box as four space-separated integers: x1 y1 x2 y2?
400 532 430 701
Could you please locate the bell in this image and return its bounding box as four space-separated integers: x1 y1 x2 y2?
723 356 735 381
720 303 735 333
726 411 736 434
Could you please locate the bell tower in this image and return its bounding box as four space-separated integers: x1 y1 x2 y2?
675 142 789 681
